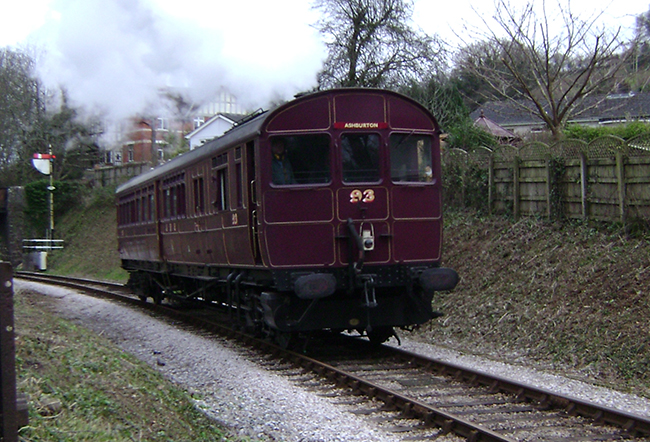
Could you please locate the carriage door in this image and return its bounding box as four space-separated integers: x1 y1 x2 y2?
247 140 262 263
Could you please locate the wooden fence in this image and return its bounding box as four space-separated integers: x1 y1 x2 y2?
442 134 650 223
85 162 150 188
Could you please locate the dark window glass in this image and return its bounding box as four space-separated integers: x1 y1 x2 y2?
164 189 169 218
341 133 380 183
235 162 243 207
215 168 228 211
148 194 154 221
193 177 205 214
270 135 330 185
389 134 434 183
170 187 177 217
177 183 186 217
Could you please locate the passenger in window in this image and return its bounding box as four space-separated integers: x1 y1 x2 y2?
271 138 296 185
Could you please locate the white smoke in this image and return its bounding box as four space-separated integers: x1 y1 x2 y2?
28 0 325 123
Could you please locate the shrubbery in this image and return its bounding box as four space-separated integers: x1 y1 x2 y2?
24 180 82 237
564 121 650 142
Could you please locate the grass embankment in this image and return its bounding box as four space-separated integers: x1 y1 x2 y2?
16 187 238 441
46 187 128 282
426 211 650 395
14 289 232 441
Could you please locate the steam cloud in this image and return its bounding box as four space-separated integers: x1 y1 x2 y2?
30 0 325 122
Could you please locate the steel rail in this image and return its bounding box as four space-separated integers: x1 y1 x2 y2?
15 271 650 440
282 350 516 441
387 346 650 437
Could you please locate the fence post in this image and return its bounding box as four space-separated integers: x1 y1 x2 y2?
580 152 589 219
0 262 18 442
513 156 520 220
545 159 552 219
488 156 494 215
616 150 626 224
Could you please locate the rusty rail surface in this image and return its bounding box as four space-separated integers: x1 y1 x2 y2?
1 263 28 442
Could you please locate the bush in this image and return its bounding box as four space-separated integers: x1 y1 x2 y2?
564 121 650 142
24 180 81 237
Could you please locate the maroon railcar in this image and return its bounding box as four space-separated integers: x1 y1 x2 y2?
117 88 458 344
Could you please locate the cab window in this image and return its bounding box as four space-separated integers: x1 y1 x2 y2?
341 133 380 183
390 134 433 183
270 135 330 185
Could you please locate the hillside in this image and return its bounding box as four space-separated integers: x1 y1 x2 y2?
46 187 128 282
423 212 650 395
46 190 650 395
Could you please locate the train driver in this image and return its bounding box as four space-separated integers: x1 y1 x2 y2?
271 138 296 185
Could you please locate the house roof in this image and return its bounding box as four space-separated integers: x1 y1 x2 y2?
473 111 518 138
573 92 650 123
470 92 650 128
470 100 543 127
184 112 245 139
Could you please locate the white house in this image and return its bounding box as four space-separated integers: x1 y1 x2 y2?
185 113 241 150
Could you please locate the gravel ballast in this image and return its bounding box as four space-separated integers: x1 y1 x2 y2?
14 280 650 441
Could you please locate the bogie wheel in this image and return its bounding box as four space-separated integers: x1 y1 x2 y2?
274 331 296 350
152 290 163 305
367 326 394 346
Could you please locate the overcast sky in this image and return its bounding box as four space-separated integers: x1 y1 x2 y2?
0 0 648 121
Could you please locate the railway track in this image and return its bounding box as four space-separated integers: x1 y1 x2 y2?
16 271 650 441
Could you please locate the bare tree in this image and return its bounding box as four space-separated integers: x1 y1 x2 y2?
314 0 445 89
455 0 636 139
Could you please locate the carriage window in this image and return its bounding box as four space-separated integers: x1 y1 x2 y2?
161 174 186 219
136 197 141 222
193 177 205 214
148 193 154 221
235 162 243 207
178 183 186 216
341 133 380 183
270 135 330 185
140 196 147 222
171 187 178 217
390 134 433 183
164 188 172 218
235 146 243 207
215 168 228 211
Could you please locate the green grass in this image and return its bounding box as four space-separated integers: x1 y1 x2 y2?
14 289 235 441
45 188 128 282
426 211 650 394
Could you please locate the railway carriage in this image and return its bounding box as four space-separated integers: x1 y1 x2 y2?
116 88 458 344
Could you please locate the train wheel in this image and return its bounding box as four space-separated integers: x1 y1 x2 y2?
274 331 296 349
367 326 394 346
152 291 163 305
243 291 264 337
